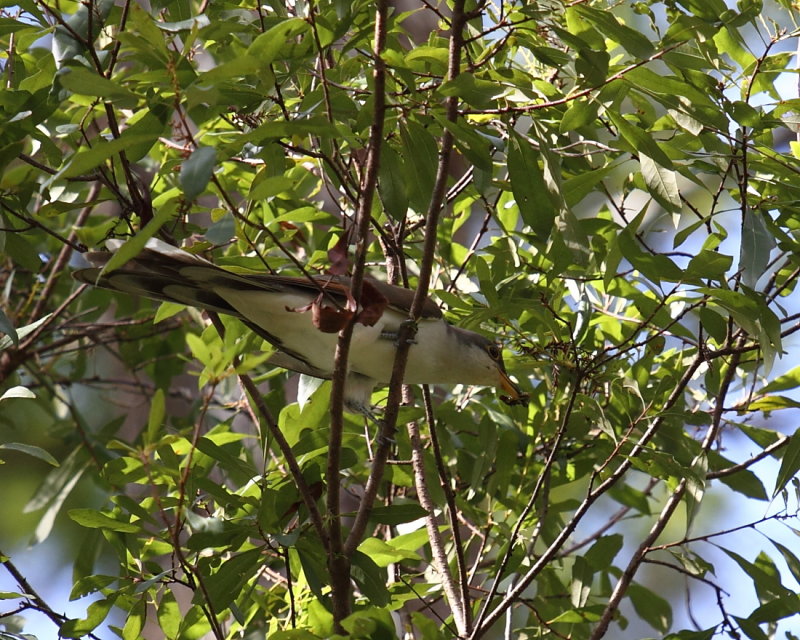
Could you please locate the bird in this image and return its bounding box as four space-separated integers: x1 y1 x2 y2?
73 239 528 413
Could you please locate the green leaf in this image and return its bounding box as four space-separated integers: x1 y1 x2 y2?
56 67 139 108
358 537 422 567
0 442 58 466
748 593 800 624
246 17 309 65
243 118 340 143
351 551 390 607
724 549 792 602
341 607 396 639
771 540 800 585
118 103 170 162
156 15 210 32
0 314 52 351
194 436 255 479
571 555 592 607
564 164 616 207
572 5 655 58
685 251 733 282
404 45 449 67
701 288 781 358
59 132 162 178
60 596 115 638
439 73 503 109
663 629 716 640
157 589 181 639
202 548 262 611
759 365 800 394
269 631 320 640
730 101 761 127
740 209 775 288
385 526 431 553
560 99 600 132
608 111 674 169
435 115 493 171
710 454 767 500
749 395 800 411
293 542 328 602
378 144 409 220
399 120 438 213
774 429 800 497
146 388 165 445
68 508 140 533
193 55 262 87
584 534 624 571
684 454 708 533
640 154 681 212
180 145 216 200
733 615 770 640
617 230 684 283
410 611 449 640
248 175 295 200
121 597 146 640
26 446 90 545
368 503 427 525
0 308 18 346
508 132 556 241
627 583 672 633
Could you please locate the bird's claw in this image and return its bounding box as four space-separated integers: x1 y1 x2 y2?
382 319 419 348
377 431 397 447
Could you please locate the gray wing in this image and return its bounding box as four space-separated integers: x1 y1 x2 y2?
74 243 330 374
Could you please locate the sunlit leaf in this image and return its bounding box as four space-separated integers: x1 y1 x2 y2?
774 430 800 498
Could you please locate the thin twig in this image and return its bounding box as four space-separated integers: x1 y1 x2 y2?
424 384 471 627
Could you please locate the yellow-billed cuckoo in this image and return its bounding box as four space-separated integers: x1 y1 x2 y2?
74 240 527 412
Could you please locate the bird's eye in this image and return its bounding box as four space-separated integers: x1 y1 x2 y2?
487 345 501 360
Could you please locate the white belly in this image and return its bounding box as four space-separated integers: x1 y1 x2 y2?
211 286 488 386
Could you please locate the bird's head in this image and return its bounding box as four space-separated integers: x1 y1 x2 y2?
454 330 528 406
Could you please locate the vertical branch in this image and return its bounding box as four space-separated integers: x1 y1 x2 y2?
424 386 470 608
326 0 389 628
345 0 471 579
368 0 472 634
420 385 473 633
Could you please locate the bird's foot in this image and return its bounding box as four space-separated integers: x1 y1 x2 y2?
381 319 419 347
376 429 397 448
344 399 386 427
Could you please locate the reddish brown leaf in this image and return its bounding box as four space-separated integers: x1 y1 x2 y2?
311 294 354 333
356 279 388 326
327 234 351 276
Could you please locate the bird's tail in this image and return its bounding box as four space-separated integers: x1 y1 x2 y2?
73 238 243 316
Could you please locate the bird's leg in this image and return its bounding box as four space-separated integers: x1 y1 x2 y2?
376 428 397 448
348 402 395 448
380 319 419 347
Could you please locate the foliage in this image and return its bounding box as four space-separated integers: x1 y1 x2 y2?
2 0 800 638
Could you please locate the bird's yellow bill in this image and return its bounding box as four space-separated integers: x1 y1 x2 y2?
499 371 528 406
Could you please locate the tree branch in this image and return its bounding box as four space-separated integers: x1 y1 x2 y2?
327 0 389 627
